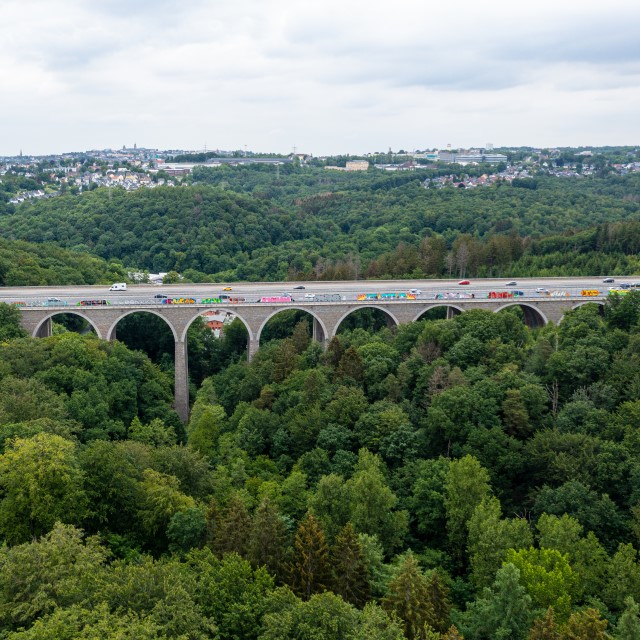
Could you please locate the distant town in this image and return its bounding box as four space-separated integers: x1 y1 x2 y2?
2 144 640 205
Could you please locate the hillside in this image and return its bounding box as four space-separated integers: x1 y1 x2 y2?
1 170 640 282
0 237 128 286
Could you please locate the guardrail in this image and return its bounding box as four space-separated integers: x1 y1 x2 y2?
3 287 621 308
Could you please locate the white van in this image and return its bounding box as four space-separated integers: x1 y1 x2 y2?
109 283 127 291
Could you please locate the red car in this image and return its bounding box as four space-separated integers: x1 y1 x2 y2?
458 280 471 285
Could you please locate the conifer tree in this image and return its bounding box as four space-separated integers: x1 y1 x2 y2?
273 339 298 382
211 493 251 558
383 552 435 640
204 498 218 549
248 497 289 582
441 625 464 639
330 522 371 607
337 346 364 382
562 608 609 640
291 320 310 354
425 569 452 633
289 511 330 600
528 607 561 640
502 388 531 438
323 336 345 369
616 596 640 640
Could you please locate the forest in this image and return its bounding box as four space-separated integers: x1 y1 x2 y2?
0 237 128 287
1 169 640 283
2 291 640 638
2 160 640 638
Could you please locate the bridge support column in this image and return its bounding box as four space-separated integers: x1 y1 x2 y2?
174 339 189 423
312 317 327 349
247 337 260 362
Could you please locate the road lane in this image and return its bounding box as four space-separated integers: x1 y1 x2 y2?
0 276 632 310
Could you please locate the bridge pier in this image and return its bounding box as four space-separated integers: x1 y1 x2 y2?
174 339 190 423
247 337 260 362
312 317 327 347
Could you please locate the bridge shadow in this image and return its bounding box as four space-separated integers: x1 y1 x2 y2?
260 309 314 345
336 307 397 334
571 300 605 316
414 305 462 322
113 311 175 369
35 311 99 337
55 312 98 336
495 303 546 329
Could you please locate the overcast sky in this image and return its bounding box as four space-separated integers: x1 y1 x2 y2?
2 0 639 156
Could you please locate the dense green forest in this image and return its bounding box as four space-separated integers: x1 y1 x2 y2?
2 294 640 638
0 237 128 286
2 159 640 638
1 169 640 283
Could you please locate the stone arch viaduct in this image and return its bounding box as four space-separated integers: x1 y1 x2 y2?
18 296 604 422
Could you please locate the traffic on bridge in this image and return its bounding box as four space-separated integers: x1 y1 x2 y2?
0 276 634 308
7 276 631 423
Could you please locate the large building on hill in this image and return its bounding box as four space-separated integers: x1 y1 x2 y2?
438 151 508 165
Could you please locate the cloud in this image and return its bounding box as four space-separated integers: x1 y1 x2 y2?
1 0 639 154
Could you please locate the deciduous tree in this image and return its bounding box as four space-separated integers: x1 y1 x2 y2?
444 455 491 564
467 496 533 589
0 433 87 544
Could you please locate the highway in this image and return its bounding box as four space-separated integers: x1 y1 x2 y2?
0 276 631 307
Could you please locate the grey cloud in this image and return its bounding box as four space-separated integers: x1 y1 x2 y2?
492 17 640 66
2 0 640 155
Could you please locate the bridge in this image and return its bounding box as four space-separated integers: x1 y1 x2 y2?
4 277 621 421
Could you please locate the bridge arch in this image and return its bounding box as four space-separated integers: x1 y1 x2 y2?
257 306 329 345
572 300 605 311
332 305 400 338
412 304 465 323
495 302 547 328
32 311 102 339
106 309 178 342
559 300 606 324
180 308 254 343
